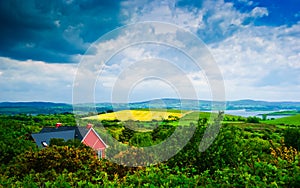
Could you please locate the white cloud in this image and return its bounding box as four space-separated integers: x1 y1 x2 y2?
117 0 299 101
73 21 224 103
2 0 299 102
210 22 300 101
238 0 254 6
250 7 268 18
0 57 77 102
121 0 205 33
120 0 269 42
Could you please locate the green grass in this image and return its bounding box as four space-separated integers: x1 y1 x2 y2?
264 114 300 126
264 110 300 116
226 122 276 130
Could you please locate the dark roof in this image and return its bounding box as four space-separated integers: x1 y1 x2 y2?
31 126 108 148
40 126 89 140
32 130 75 148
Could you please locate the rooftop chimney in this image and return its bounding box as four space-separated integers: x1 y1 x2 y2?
86 123 92 129
56 123 62 128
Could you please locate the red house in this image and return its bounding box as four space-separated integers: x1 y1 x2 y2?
31 123 108 158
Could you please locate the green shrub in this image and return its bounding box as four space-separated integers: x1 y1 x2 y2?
246 116 261 123
283 127 300 151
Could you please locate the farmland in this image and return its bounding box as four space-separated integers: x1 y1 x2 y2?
264 114 300 126
1 109 300 187
84 109 189 121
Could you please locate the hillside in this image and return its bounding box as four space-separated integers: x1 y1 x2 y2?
265 114 300 126
0 102 73 114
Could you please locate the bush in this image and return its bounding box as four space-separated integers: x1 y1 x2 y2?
283 127 300 151
244 127 253 132
5 145 100 179
246 116 261 123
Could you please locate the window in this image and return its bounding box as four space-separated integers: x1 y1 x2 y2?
97 150 103 158
41 141 48 147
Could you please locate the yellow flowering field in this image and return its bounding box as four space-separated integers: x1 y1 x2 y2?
85 109 186 121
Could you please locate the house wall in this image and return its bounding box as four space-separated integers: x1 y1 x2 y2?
82 129 106 158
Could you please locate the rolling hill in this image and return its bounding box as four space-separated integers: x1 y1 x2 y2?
1 98 300 115
264 114 300 126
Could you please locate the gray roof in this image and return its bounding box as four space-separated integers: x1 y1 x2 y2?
32 126 90 147
40 126 89 140
32 130 75 148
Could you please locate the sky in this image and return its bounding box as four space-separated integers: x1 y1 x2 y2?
0 0 299 103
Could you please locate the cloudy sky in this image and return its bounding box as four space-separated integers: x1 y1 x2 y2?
0 0 299 103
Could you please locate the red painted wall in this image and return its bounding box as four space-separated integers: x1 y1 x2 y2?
82 129 106 158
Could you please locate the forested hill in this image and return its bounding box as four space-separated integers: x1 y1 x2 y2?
0 102 73 114
1 99 300 115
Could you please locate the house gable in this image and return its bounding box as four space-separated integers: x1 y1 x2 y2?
81 128 107 150
31 125 107 158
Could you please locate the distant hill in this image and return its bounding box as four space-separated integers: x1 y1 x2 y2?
0 102 69 108
1 99 300 115
0 102 73 115
226 99 300 111
124 98 300 111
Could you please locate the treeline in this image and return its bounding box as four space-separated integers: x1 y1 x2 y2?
0 113 76 164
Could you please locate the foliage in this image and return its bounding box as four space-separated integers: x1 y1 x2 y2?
246 116 261 123
0 115 37 164
6 145 98 177
118 126 135 143
265 110 300 116
151 124 175 142
0 113 76 165
129 132 153 147
265 114 300 126
283 127 300 151
270 139 298 164
1 113 300 187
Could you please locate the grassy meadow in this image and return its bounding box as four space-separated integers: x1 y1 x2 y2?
264 114 300 126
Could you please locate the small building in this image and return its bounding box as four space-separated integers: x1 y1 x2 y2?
31 123 107 158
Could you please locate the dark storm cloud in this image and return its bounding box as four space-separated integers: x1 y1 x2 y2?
0 0 125 63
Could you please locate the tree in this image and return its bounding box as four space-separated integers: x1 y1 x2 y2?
119 126 135 143
198 117 208 126
6 145 100 178
246 116 260 123
129 133 153 147
283 127 300 151
0 118 36 164
262 114 267 121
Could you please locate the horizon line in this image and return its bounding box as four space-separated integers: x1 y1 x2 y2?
1 97 300 104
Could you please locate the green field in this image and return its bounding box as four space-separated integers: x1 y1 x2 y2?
264 110 300 116
264 114 300 126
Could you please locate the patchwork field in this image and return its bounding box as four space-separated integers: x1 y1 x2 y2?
84 109 191 121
